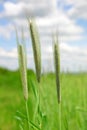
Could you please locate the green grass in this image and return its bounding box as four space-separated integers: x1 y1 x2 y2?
0 68 87 130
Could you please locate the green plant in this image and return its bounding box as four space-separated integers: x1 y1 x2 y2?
15 18 62 130
16 29 30 130
53 35 61 104
53 35 61 130
15 19 47 130
29 19 41 83
29 19 43 128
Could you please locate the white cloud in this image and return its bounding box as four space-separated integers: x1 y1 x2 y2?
36 14 83 43
60 43 87 55
0 0 87 72
0 0 84 42
0 58 18 70
0 47 17 58
0 24 14 39
62 0 87 19
0 43 87 72
0 11 84 42
4 2 23 16
0 0 57 18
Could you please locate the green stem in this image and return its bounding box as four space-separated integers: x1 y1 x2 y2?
38 83 40 112
59 103 61 130
26 100 30 130
33 83 40 122
38 83 42 128
33 96 39 122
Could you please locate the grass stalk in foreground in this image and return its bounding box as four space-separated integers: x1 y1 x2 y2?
26 101 30 130
29 19 41 83
29 19 41 125
16 29 30 130
53 35 61 130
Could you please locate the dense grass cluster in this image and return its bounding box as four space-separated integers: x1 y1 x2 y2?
15 19 62 130
0 68 87 130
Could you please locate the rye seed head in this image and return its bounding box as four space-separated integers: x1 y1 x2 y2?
29 19 41 83
16 29 28 100
53 35 61 104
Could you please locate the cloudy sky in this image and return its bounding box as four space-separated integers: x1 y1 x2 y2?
0 0 87 72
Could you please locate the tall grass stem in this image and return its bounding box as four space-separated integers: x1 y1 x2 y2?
26 101 30 130
53 35 61 130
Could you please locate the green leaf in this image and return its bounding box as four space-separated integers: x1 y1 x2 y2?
41 113 48 130
19 124 24 130
76 107 87 113
14 116 22 121
16 110 27 119
30 79 38 98
29 121 40 130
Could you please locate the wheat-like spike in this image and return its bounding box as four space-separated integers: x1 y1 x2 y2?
15 26 19 48
18 44 28 100
21 28 27 68
53 36 61 104
29 19 41 83
15 28 30 129
15 28 28 100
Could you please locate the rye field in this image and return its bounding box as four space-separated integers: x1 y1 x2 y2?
0 68 87 130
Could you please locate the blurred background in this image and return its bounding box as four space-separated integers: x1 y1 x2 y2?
0 0 87 73
0 1 87 130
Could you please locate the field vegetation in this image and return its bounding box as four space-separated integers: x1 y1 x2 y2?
0 19 87 130
0 68 87 130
